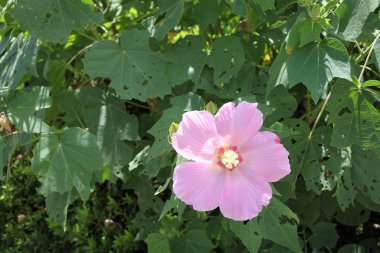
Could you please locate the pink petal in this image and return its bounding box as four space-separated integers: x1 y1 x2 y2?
214 101 263 146
173 162 227 211
172 111 219 162
239 131 290 182
219 165 272 221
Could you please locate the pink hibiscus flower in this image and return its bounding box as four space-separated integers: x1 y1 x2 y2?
171 101 290 221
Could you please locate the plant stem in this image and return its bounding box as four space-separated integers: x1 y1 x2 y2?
308 91 332 140
358 33 380 88
125 100 150 110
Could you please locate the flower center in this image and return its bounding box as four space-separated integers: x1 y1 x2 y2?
217 146 242 170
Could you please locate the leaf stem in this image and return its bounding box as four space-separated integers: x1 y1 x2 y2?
358 33 380 88
74 29 98 42
125 100 150 110
67 44 94 66
308 91 332 141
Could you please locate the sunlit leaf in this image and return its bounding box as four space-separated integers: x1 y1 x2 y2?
335 0 380 41
83 30 170 101
79 87 138 179
0 34 37 90
288 38 351 101
8 86 51 133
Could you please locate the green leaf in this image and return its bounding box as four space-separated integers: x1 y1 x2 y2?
146 93 204 161
166 36 244 86
8 86 52 133
160 194 186 221
288 38 351 101
337 244 366 253
145 233 172 253
207 36 245 85
327 80 380 157
0 138 4 179
83 30 170 101
79 87 138 178
282 120 337 193
372 37 380 71
146 107 183 160
351 145 380 204
31 128 102 200
264 122 300 139
45 191 71 226
232 0 248 17
267 46 288 95
165 36 208 85
1 133 34 178
129 145 149 172
54 91 85 127
155 177 172 195
0 34 37 90
147 0 185 41
261 85 298 126
335 166 357 211
193 1 224 32
299 19 322 47
253 0 274 12
335 202 370 226
171 229 215 253
335 0 380 41
170 92 205 112
9 0 103 43
288 187 320 227
258 197 302 253
230 220 262 253
285 12 308 52
310 222 339 249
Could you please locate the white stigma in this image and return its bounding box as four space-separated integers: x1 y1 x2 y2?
221 150 240 169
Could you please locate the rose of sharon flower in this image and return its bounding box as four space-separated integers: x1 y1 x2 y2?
171 102 290 221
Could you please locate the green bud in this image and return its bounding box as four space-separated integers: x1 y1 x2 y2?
205 101 218 115
169 122 179 138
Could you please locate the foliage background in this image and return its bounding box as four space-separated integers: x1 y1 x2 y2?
0 0 380 252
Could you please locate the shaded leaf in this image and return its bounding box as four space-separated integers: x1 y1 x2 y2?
146 107 183 160
171 229 214 253
208 36 245 85
258 197 302 253
166 36 244 86
351 146 380 204
145 233 171 253
9 0 103 43
253 0 274 12
230 219 262 253
45 191 71 227
310 222 339 249
165 36 208 85
147 0 185 41
193 1 225 32
327 80 380 157
31 128 102 200
160 193 186 221
335 166 357 210
0 138 4 179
